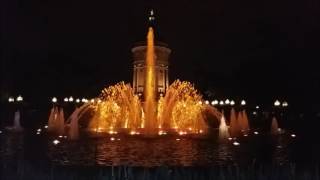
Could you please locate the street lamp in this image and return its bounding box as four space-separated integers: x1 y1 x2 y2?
230 100 235 106
8 97 15 103
52 97 57 103
211 100 218 105
69 96 74 102
274 100 281 107
64 97 69 102
241 100 246 106
219 100 224 106
16 95 23 102
282 101 288 107
225 99 230 105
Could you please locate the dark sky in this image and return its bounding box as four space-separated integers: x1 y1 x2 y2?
1 0 320 107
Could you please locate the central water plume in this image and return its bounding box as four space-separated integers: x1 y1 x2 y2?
144 27 157 134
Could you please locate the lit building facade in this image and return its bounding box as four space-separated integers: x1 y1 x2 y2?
132 41 171 97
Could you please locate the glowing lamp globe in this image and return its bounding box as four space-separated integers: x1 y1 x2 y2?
52 97 57 103
274 100 281 107
16 95 23 102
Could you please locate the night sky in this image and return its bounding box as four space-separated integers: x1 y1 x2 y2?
1 0 320 109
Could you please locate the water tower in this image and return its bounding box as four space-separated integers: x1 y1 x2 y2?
131 10 171 98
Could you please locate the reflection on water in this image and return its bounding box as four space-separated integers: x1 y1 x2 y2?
46 134 296 167
0 131 299 168
49 137 234 167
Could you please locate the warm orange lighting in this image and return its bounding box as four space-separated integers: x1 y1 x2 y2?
79 26 220 135
144 27 156 134
178 131 187 135
158 130 167 135
108 130 117 134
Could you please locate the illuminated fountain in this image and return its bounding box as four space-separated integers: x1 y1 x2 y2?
13 110 23 131
48 107 58 133
6 110 23 131
57 108 65 135
59 12 221 139
239 110 250 133
229 108 240 137
68 108 80 140
48 107 65 135
219 113 230 141
271 116 280 135
84 79 217 136
144 27 157 134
